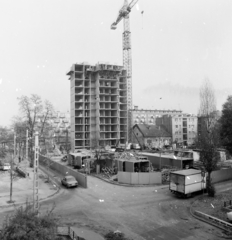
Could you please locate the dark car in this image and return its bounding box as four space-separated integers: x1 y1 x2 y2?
61 175 78 188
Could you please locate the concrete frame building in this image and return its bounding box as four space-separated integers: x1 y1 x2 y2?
156 114 198 146
67 62 127 152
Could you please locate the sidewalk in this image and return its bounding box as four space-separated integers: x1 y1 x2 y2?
0 159 59 209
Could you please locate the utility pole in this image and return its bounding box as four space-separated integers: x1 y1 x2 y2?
33 131 39 214
26 129 28 161
9 132 16 203
66 127 68 154
9 154 14 203
14 132 16 160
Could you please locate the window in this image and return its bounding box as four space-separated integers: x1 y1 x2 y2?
176 125 178 128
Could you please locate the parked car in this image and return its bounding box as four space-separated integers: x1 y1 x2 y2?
0 163 11 171
61 175 78 188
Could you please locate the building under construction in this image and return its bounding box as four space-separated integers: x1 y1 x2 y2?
67 62 128 151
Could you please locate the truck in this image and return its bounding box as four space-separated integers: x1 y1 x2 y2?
169 169 206 197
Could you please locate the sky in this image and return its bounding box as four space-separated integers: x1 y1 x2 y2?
1 0 232 126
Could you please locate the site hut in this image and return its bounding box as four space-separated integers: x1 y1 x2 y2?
68 152 91 169
140 152 194 170
115 158 150 172
66 62 128 152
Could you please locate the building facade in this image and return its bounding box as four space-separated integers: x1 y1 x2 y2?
131 106 182 126
132 124 172 149
156 114 198 146
67 62 127 151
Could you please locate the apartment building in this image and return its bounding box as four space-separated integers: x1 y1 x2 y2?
156 114 198 146
67 62 127 151
131 106 182 126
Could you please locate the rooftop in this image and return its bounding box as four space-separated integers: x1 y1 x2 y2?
134 124 171 138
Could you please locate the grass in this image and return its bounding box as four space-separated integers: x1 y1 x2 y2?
192 190 232 222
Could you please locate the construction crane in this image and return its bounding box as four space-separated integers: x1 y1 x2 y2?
111 0 138 143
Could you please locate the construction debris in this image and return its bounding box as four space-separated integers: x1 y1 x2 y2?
161 165 181 183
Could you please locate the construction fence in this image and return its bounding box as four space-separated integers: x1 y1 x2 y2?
39 155 87 188
118 171 162 185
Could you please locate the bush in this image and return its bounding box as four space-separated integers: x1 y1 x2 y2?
104 231 130 240
0 201 63 240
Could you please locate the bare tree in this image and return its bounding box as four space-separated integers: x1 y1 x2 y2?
197 78 221 197
17 95 54 167
198 78 217 129
11 116 28 160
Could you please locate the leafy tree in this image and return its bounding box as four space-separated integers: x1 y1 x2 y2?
220 95 232 156
196 78 221 197
0 202 63 240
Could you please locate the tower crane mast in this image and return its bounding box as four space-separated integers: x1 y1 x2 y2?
111 0 138 142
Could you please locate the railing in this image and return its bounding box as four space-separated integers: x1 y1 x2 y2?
57 226 85 240
194 210 232 232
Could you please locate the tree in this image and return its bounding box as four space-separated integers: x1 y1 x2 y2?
0 147 7 159
11 116 28 160
196 78 221 197
0 202 63 240
220 95 232 156
0 126 14 160
17 94 54 167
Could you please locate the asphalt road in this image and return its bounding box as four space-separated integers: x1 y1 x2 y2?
0 170 226 240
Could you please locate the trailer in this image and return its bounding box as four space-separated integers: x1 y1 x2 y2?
169 169 206 197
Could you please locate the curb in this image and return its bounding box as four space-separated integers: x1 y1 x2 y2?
189 197 232 239
91 174 169 189
0 167 61 210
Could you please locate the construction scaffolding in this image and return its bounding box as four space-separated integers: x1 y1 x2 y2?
67 63 128 151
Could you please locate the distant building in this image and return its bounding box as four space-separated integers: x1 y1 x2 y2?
156 113 198 146
131 106 182 126
132 124 172 149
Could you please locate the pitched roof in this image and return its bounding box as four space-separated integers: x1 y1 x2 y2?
134 124 171 138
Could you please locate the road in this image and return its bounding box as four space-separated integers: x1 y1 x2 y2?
0 170 225 240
